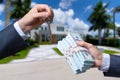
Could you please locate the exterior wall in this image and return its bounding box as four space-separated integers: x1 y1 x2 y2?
51 34 66 44
30 23 68 44
50 24 68 35
50 24 68 43
39 23 50 42
39 30 50 42
30 29 39 41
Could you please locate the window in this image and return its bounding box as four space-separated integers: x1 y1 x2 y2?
40 26 48 31
56 35 65 41
57 26 64 31
41 27 43 30
45 27 47 31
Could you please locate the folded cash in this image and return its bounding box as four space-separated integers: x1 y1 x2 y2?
57 32 95 74
57 41 81 74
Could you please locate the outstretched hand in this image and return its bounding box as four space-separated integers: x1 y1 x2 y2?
77 41 103 68
18 4 54 33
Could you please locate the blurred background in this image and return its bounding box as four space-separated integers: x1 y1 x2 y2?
0 0 120 63
0 0 120 46
0 1 120 80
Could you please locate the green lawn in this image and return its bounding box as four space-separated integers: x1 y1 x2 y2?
53 48 64 56
1 45 119 64
0 47 32 64
104 49 120 54
0 42 50 64
53 47 120 56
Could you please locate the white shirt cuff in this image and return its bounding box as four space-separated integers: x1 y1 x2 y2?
14 22 29 40
99 54 110 72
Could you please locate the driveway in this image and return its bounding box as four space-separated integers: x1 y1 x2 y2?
0 44 120 80
0 59 119 80
10 44 64 63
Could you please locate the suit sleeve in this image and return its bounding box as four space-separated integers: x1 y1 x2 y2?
104 55 120 77
0 24 28 59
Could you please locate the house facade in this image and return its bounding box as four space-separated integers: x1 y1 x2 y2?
30 23 68 44
50 24 68 43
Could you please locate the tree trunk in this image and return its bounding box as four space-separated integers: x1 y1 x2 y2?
113 12 116 38
5 0 11 27
98 27 102 45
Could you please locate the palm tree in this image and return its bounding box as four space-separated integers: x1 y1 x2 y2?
103 22 114 38
1 0 31 27
88 1 111 44
10 0 31 20
5 0 11 27
112 6 120 38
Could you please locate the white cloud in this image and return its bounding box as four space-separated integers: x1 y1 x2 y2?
69 18 89 34
59 0 76 9
103 3 107 7
0 4 4 15
0 20 4 26
106 8 113 14
53 8 89 34
116 22 120 27
84 5 92 13
89 30 98 36
31 2 37 8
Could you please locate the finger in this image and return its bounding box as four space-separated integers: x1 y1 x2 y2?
35 4 52 16
32 12 49 19
76 41 93 49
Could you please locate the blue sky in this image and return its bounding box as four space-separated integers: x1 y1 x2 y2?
0 0 120 35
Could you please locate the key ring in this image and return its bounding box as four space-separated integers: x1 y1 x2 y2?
44 17 53 23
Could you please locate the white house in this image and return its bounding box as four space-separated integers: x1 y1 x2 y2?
30 23 68 43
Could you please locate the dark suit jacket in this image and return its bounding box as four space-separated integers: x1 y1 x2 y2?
0 24 28 59
104 55 120 77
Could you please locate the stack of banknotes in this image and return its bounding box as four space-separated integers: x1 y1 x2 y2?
57 32 95 74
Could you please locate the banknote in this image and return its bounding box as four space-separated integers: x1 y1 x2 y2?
57 32 95 74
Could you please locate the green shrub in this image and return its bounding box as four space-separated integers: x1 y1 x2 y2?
27 38 36 46
39 42 51 45
85 38 98 45
106 38 118 47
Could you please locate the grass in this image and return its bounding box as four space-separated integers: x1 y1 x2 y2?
0 45 35 64
104 49 120 54
53 47 64 56
1 43 119 64
0 47 32 64
0 42 51 64
53 47 120 56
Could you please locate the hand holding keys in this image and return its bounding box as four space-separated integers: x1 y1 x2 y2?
57 32 95 74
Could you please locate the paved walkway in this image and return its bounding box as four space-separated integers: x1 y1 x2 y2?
0 59 120 80
0 44 120 80
10 44 120 64
97 46 120 52
10 44 64 63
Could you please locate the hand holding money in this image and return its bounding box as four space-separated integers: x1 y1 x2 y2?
57 32 95 74
76 41 103 68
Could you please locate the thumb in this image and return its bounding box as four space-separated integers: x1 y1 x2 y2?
76 41 92 49
32 12 49 19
